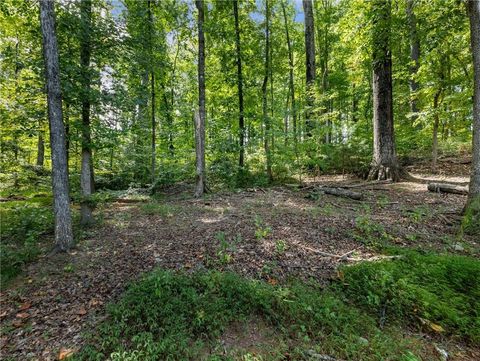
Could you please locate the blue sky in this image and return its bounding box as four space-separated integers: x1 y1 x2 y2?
110 0 305 23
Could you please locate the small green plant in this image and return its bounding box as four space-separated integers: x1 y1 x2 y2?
140 202 176 217
215 232 241 265
405 206 430 223
274 240 288 255
254 215 272 240
63 264 74 273
353 214 391 247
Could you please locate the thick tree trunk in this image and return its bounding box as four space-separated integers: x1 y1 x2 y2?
465 0 480 218
36 131 45 167
39 0 73 251
263 0 273 182
406 0 420 121
233 0 245 168
303 0 316 136
195 0 206 197
80 0 93 225
282 1 297 149
368 0 401 181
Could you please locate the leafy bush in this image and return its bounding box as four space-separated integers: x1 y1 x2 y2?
339 253 480 343
0 201 53 284
75 270 424 361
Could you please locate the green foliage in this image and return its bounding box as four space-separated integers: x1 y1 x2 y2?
140 202 176 217
353 213 391 247
214 232 241 265
254 215 272 241
0 200 53 284
74 270 426 361
340 253 480 343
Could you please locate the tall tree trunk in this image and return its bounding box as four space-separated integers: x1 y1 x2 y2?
368 0 401 181
148 0 156 183
36 131 45 167
65 102 70 168
80 0 93 225
406 0 420 122
281 1 297 149
263 0 273 182
303 0 316 136
432 89 442 170
465 0 480 220
195 0 206 197
233 0 245 168
39 0 73 251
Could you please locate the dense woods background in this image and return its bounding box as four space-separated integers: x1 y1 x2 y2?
1 0 475 187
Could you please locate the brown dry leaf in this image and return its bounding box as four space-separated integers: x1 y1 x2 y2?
429 322 445 333
0 311 8 318
12 319 23 328
88 299 102 307
19 302 31 311
58 347 75 360
15 312 29 319
76 307 87 316
267 278 277 285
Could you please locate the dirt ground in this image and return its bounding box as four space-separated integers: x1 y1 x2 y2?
0 164 479 360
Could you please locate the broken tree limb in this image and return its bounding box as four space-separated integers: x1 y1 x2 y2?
318 187 364 200
427 182 469 195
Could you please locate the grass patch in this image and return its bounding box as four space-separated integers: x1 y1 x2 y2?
74 265 461 361
140 202 177 217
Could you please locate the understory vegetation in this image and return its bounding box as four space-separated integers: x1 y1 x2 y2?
74 252 479 360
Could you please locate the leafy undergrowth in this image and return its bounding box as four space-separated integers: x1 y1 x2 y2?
0 197 53 285
340 252 480 343
74 252 479 361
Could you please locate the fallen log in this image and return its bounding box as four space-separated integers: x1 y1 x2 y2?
318 187 364 200
427 182 469 195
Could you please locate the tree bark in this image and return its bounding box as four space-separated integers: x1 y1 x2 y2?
36 131 45 167
80 0 94 225
39 0 73 251
263 0 273 182
406 0 420 122
148 0 156 183
465 0 480 216
303 0 316 136
195 0 206 197
432 89 442 170
233 0 245 168
368 0 401 181
282 1 297 149
428 183 469 195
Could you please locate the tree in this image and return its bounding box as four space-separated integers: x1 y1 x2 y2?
148 0 156 183
281 0 297 148
368 0 402 181
406 0 420 122
465 0 480 224
303 0 316 136
233 0 245 168
80 0 94 225
194 0 206 197
39 0 73 251
263 0 273 182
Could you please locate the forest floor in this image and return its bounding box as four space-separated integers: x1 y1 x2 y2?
0 159 479 360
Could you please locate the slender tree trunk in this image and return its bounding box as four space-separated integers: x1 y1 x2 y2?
406 0 420 122
303 0 316 136
147 0 156 183
432 89 442 170
80 0 93 225
281 1 297 149
465 0 480 218
65 102 70 168
368 0 402 181
39 0 73 251
195 0 206 197
263 0 273 182
36 131 45 167
233 0 245 168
